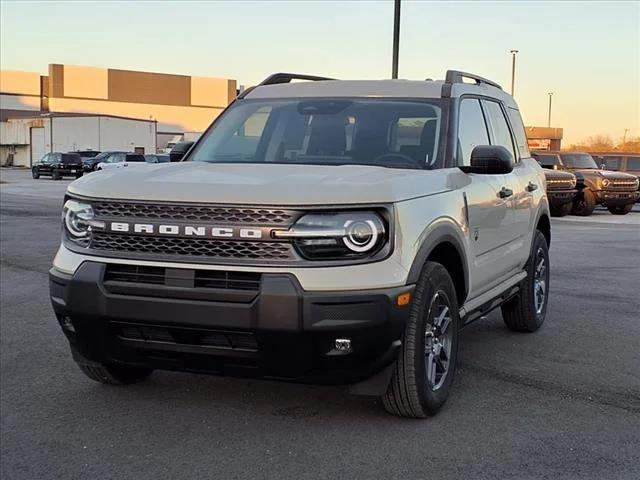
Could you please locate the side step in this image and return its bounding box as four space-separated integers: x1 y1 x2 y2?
459 272 526 326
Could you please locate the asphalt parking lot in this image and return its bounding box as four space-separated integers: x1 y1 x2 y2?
1 168 639 480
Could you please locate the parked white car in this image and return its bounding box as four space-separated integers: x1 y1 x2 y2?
96 152 147 171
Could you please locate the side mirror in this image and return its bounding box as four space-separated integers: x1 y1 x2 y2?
169 141 195 162
460 145 514 174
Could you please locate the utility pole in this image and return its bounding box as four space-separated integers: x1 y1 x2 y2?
392 0 401 79
547 92 554 127
510 49 519 96
623 128 629 145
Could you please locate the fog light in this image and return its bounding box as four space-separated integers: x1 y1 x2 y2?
335 338 352 353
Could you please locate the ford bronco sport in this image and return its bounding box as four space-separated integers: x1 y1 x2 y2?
532 151 639 215
50 71 551 418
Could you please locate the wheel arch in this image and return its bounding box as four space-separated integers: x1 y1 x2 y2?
535 212 551 247
407 222 468 306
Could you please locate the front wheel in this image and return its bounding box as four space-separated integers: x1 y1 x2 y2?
51 169 62 180
572 189 596 216
78 364 153 385
31 168 40 179
607 204 633 215
382 261 460 418
502 230 549 332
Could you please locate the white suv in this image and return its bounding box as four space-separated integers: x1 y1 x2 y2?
50 71 551 418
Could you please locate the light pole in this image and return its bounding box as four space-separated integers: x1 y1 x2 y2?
623 128 629 145
510 49 518 96
392 0 401 79
547 92 554 127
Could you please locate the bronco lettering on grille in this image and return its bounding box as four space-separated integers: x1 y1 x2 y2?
106 222 270 241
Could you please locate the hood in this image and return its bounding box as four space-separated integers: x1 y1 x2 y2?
573 168 637 180
67 162 462 205
544 170 575 180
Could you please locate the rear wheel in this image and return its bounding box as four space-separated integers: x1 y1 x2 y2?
52 169 62 180
31 168 40 179
382 261 460 418
78 364 153 385
572 189 596 216
607 204 633 215
502 230 549 332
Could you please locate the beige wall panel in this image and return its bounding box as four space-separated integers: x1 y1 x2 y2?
49 97 223 133
191 77 236 107
63 65 108 99
0 71 41 95
108 69 191 106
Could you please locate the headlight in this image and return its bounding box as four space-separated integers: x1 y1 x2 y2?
62 199 103 241
601 178 610 188
274 211 387 260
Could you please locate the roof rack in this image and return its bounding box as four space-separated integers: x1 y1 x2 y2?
259 73 336 86
445 70 502 90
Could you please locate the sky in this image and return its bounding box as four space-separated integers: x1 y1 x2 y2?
1 0 638 145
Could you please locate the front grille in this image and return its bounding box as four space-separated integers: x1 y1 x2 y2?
104 264 262 291
92 233 293 260
607 179 639 191
92 201 298 225
113 322 258 352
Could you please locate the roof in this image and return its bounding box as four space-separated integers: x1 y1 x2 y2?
244 77 518 109
4 112 157 124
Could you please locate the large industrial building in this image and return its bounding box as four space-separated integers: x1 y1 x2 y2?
0 64 237 166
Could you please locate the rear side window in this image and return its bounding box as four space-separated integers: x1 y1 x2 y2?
457 99 489 166
482 100 517 161
126 154 146 162
627 157 640 170
61 153 81 164
601 156 621 170
506 108 530 158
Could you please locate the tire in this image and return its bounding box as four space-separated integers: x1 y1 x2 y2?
607 204 633 215
52 169 62 181
550 202 571 217
571 189 596 216
382 261 460 418
501 230 549 333
78 364 153 385
31 168 40 179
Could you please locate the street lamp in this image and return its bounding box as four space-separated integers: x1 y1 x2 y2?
510 49 518 96
392 0 401 79
547 92 554 127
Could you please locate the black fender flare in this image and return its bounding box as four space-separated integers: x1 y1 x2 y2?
406 221 469 300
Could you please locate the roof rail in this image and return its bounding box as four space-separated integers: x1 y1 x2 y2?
445 70 502 90
259 73 336 86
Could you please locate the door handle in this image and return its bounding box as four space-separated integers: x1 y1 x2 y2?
526 182 538 192
499 187 513 199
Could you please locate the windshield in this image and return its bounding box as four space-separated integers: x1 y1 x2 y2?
561 153 598 169
126 154 146 163
535 154 558 167
190 99 444 169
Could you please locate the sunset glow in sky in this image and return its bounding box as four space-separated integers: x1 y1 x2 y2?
1 0 638 144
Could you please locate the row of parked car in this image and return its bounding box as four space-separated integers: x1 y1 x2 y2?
534 151 639 216
31 150 170 180
31 147 639 217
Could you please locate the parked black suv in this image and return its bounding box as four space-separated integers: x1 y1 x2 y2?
32 153 83 180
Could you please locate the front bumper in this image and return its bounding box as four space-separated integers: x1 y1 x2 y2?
546 189 576 207
593 190 639 206
50 262 413 384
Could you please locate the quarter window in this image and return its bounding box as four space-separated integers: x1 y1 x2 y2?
457 99 489 166
482 100 517 161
